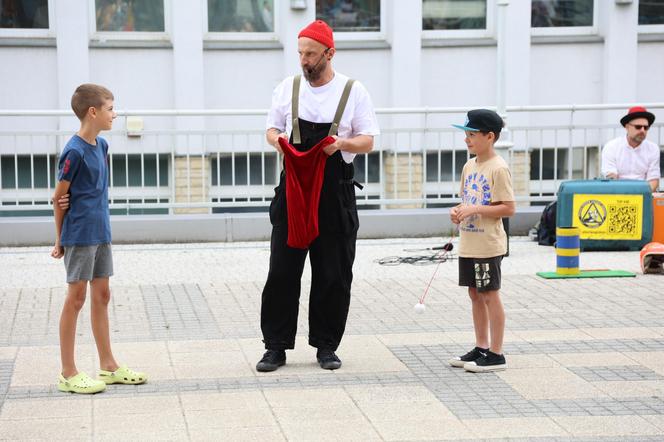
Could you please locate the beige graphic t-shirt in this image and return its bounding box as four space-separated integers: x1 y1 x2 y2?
458 155 515 258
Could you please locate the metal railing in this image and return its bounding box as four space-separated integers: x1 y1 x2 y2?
0 103 662 215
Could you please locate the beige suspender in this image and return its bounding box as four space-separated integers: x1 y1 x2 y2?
291 75 355 145
291 75 302 145
329 79 355 137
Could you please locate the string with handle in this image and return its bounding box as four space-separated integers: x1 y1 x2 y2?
417 229 457 305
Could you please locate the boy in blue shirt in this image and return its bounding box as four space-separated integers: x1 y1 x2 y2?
51 84 147 394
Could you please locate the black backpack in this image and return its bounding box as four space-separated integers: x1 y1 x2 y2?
537 201 557 246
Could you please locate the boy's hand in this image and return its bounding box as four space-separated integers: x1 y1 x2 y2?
56 193 70 210
51 244 64 259
456 204 479 222
450 206 460 224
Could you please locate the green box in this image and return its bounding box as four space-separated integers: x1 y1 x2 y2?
556 179 653 251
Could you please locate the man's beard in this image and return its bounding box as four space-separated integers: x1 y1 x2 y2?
302 57 327 83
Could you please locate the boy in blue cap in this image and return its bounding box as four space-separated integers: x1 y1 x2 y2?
449 109 515 372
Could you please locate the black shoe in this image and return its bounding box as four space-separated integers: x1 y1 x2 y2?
256 350 286 372
449 347 488 368
316 349 342 370
464 350 507 372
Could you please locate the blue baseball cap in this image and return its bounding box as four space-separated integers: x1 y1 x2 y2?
453 109 504 133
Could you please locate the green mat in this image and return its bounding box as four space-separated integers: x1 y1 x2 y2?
536 270 636 279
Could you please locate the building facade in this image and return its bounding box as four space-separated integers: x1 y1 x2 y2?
1 0 663 217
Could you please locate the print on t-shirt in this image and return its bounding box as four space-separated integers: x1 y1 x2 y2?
461 172 491 232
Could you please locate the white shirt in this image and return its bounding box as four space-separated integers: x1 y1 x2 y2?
266 71 380 163
601 136 661 182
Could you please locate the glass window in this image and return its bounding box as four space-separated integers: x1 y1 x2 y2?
95 0 164 32
211 153 277 186
531 0 593 28
530 149 566 180
354 152 380 183
426 151 466 182
639 0 664 25
208 0 274 32
110 154 168 187
0 0 48 29
316 0 380 32
0 155 57 189
422 0 487 31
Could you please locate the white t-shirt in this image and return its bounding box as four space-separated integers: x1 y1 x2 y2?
601 136 661 182
266 71 380 163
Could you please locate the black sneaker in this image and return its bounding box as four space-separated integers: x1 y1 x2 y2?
449 347 488 368
464 350 507 372
316 349 342 370
256 350 286 372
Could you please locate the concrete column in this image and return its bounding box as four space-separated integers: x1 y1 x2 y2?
388 1 421 108
384 1 423 209
511 150 531 207
384 153 423 209
54 0 90 131
174 156 210 214
602 2 638 103
500 1 532 205
171 0 205 155
502 0 531 115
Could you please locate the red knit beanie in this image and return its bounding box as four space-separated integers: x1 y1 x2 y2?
298 20 334 49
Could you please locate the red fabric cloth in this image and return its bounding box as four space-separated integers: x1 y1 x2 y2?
278 136 336 249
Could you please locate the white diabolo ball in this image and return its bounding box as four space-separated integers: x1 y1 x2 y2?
413 302 426 314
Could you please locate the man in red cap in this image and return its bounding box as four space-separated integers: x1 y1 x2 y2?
256 20 380 372
601 106 660 192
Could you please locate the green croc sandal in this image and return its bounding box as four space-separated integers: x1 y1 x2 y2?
98 365 147 385
58 372 106 394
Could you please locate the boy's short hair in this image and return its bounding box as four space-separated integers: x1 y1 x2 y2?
71 84 114 121
480 129 501 142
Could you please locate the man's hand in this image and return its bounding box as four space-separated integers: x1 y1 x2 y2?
323 136 342 156
456 204 479 222
54 193 70 210
605 172 618 179
648 178 659 193
273 133 287 154
51 243 64 259
267 129 287 154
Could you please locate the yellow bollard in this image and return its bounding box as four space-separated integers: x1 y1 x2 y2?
556 227 580 275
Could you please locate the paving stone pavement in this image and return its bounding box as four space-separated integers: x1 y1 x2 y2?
0 236 663 440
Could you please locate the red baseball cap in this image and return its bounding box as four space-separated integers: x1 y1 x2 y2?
298 20 334 49
620 106 655 127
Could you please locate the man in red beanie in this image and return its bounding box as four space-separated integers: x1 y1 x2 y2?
257 19 380 372
602 106 660 192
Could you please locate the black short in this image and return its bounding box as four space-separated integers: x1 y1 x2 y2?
458 256 503 292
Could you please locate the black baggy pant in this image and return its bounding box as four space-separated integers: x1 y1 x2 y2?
260 223 356 351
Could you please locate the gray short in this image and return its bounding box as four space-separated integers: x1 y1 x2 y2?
63 243 114 284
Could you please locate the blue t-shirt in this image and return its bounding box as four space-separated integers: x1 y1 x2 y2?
57 135 111 246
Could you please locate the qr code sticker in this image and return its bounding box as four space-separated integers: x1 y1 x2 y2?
607 204 637 235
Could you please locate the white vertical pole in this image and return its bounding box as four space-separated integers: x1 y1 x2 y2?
496 0 508 118
495 0 513 158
